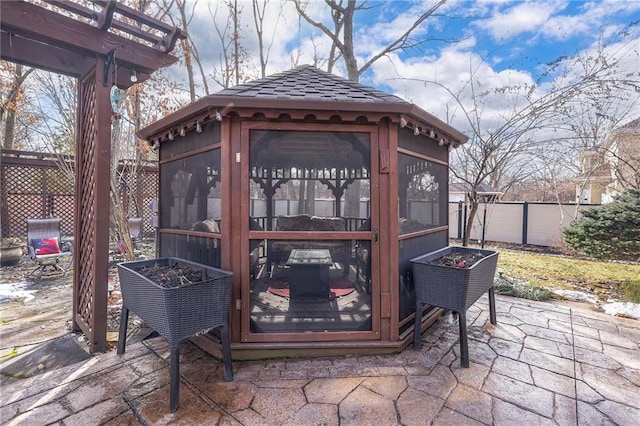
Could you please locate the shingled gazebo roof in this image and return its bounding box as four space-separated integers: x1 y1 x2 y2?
216 65 406 103
138 65 468 147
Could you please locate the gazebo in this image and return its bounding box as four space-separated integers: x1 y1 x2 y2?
138 65 468 358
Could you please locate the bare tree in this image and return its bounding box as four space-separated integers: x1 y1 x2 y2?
208 0 253 88
252 0 281 78
1 63 35 150
292 0 448 82
29 71 77 154
543 31 640 206
291 0 450 217
416 30 640 245
157 0 209 100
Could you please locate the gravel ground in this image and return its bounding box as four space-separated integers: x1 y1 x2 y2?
1 241 156 352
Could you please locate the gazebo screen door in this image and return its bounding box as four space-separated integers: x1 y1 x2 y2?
240 123 380 342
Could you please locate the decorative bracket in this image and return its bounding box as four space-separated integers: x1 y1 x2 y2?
96 0 117 30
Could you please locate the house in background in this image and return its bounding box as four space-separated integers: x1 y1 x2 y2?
577 117 640 204
449 182 503 203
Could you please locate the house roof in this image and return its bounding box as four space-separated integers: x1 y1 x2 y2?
138 65 468 145
617 117 640 130
602 116 640 149
450 182 503 195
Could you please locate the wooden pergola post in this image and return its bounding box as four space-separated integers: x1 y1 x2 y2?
1 0 184 352
72 59 113 351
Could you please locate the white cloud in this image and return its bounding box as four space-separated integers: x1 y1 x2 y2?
474 0 640 43
372 39 537 134
474 1 566 41
538 0 640 42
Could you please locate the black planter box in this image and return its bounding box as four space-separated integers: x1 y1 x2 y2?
410 246 499 367
117 257 233 412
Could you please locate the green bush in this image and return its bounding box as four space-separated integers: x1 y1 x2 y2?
622 281 640 304
563 189 640 261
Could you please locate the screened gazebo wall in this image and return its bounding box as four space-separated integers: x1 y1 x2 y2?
158 120 223 267
138 65 468 359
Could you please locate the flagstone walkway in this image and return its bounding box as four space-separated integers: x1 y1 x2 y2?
1 294 639 425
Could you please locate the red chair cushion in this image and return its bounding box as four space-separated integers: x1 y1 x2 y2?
31 237 61 255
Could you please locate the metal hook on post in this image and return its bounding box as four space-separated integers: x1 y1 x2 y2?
103 49 115 87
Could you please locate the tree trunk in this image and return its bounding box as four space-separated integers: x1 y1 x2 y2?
344 181 360 218
3 109 16 150
343 0 358 81
297 180 306 214
463 199 479 246
2 64 34 150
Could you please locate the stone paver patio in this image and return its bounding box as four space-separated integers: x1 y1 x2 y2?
2 293 639 425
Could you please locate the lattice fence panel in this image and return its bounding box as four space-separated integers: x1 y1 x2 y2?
1 158 156 238
1 194 43 237
10 165 43 193
140 170 158 236
53 195 75 235
0 162 75 237
2 166 43 238
75 73 98 338
46 167 74 193
123 167 158 237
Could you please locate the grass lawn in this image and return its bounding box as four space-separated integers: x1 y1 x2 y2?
494 248 640 303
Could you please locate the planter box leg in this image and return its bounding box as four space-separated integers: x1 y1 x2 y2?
413 303 423 349
117 307 129 355
458 311 469 368
170 345 180 412
488 287 497 325
221 325 234 381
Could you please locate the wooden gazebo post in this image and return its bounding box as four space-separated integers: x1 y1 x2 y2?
0 0 184 352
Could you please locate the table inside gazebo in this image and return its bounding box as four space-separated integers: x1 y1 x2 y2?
286 249 332 300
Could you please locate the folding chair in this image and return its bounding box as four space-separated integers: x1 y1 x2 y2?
26 218 73 278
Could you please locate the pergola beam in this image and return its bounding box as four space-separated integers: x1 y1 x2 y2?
1 32 152 87
1 32 93 77
0 1 178 76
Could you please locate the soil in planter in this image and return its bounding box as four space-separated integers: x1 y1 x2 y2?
136 263 205 288
431 251 487 269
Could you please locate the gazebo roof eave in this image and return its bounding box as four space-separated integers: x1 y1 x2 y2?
138 95 469 145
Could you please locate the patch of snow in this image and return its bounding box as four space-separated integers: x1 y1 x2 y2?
602 302 640 320
551 289 598 305
0 281 37 303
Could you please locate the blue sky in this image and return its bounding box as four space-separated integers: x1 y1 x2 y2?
179 0 640 130
187 1 640 75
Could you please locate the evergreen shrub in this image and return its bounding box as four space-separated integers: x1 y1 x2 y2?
563 189 640 261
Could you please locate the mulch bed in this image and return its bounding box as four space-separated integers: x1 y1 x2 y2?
430 251 487 268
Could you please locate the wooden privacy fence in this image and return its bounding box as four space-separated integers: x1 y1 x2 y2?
1 150 157 239
448 201 598 247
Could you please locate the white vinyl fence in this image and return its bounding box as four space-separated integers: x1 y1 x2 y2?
449 201 598 247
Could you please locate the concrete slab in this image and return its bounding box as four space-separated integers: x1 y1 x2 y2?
1 256 639 425
0 333 91 384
